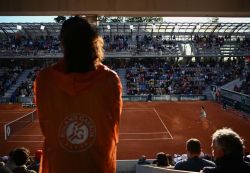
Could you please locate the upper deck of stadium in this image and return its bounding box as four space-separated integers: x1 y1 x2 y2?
0 21 250 58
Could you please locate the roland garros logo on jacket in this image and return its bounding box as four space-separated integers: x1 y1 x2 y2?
58 113 96 152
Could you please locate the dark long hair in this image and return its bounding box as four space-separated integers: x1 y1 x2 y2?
60 16 104 73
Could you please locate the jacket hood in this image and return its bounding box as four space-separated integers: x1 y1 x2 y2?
48 60 108 96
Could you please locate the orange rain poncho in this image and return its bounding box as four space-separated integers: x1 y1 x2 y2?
34 61 122 173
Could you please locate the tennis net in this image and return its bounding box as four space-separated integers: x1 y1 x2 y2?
4 110 37 140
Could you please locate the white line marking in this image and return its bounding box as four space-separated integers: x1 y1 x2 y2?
153 108 173 140
8 141 43 143
120 132 168 135
123 108 153 110
0 109 36 113
12 135 43 137
120 137 172 141
4 110 36 126
0 111 32 113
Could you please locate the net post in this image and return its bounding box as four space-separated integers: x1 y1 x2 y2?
4 124 7 140
32 111 34 122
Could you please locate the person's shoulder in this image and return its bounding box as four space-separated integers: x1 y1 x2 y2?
242 161 250 170
36 64 55 81
35 61 64 84
100 64 120 82
0 166 12 173
101 64 118 76
174 160 188 169
202 158 216 167
202 166 217 173
27 169 37 173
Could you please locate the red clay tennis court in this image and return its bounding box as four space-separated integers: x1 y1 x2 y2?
0 101 250 160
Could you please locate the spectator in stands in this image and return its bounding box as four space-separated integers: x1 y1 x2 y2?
153 152 169 167
166 154 174 168
27 150 42 172
244 152 250 163
215 89 221 103
137 155 151 165
222 99 227 110
5 150 17 171
34 16 122 173
12 147 36 173
0 165 13 173
0 157 5 166
146 93 152 102
202 128 250 173
174 138 215 172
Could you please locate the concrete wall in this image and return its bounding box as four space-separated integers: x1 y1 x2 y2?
116 159 155 173
136 165 197 173
0 0 250 16
117 160 137 173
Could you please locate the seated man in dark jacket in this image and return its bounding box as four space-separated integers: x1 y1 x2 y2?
202 127 250 173
174 138 215 172
12 148 36 173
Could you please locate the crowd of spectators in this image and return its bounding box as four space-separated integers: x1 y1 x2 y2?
1 32 250 58
234 71 250 95
137 128 250 173
238 38 250 51
125 59 240 96
0 58 247 99
103 35 130 52
0 147 41 173
193 34 225 49
0 67 23 96
0 34 60 56
13 68 39 98
0 59 54 99
103 34 178 55
0 33 180 56
0 125 249 173
126 62 207 95
213 59 245 86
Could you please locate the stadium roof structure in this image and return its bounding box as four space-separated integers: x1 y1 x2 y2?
99 22 250 35
0 0 249 17
1 22 250 58
0 22 250 37
0 23 61 37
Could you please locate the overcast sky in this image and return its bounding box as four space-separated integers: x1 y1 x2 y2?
0 16 250 23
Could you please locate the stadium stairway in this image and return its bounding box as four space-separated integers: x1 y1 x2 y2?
221 78 243 91
116 68 127 95
3 69 32 98
203 85 214 100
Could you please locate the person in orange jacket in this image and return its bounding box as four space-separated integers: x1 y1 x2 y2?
34 16 122 173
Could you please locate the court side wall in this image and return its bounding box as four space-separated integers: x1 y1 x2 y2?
136 165 197 173
116 160 196 173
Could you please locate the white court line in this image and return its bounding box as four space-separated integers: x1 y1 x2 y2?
0 109 36 113
153 108 173 140
120 108 173 141
8 141 43 143
123 110 154 111
0 112 31 113
120 137 172 141
12 135 43 137
123 108 153 110
4 110 36 126
0 120 39 124
120 132 168 135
